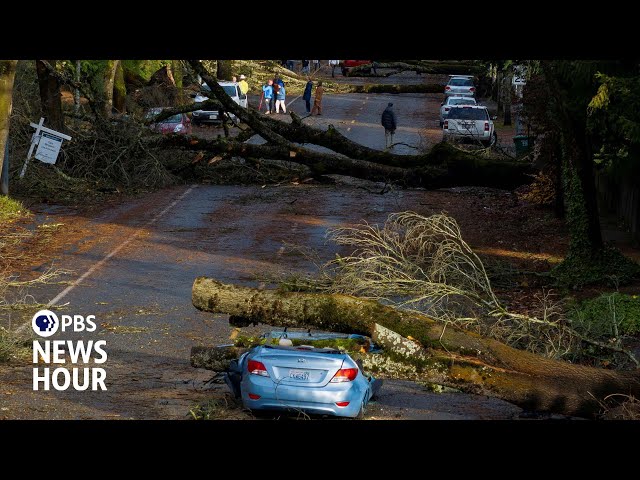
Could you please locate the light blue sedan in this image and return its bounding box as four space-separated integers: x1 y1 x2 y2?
227 341 381 418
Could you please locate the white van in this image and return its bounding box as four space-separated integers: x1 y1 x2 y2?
192 81 248 125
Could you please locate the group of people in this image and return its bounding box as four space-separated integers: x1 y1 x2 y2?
260 75 324 116
237 70 396 148
261 74 287 114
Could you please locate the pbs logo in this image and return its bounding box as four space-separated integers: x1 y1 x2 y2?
31 310 97 337
32 310 59 337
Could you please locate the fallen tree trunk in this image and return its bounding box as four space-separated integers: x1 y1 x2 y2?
159 135 534 188
159 135 534 189
349 84 443 94
348 61 485 77
191 278 640 417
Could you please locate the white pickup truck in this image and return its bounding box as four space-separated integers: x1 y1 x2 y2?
442 105 497 147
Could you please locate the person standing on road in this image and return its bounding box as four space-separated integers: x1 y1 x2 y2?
270 77 281 114
313 59 320 72
275 83 287 114
303 79 313 113
329 60 339 78
238 74 249 107
301 60 310 74
381 102 397 148
311 80 324 115
262 79 273 114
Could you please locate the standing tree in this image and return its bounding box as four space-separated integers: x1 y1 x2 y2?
539 60 640 286
0 60 17 184
35 60 64 132
216 60 233 81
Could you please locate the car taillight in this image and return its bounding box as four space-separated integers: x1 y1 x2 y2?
443 120 448 129
444 107 450 111
484 121 489 131
247 359 269 377
470 87 475 92
330 368 358 383
445 86 451 90
248 393 261 400
335 401 350 407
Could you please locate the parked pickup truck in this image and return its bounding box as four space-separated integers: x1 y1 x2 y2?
443 105 497 146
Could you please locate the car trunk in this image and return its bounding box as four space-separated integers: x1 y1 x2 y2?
447 118 485 135
259 346 346 388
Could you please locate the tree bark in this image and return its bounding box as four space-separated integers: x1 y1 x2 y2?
35 60 64 132
216 60 233 81
102 60 119 117
503 71 513 126
113 60 126 114
0 60 17 182
191 278 640 417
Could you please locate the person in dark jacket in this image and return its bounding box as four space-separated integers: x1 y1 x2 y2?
381 102 397 148
303 79 313 113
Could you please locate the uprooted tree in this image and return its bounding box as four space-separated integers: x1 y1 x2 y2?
190 212 640 418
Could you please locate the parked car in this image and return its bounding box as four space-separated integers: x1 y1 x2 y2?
192 81 248 126
145 108 191 135
341 60 372 76
443 105 497 146
439 96 477 127
225 332 382 418
444 75 476 97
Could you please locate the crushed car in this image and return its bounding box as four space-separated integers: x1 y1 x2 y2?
223 330 383 418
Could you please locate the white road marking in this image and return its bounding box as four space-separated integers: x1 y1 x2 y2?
18 185 197 329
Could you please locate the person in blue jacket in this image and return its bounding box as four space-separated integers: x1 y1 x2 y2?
302 79 313 113
262 79 273 114
275 83 287 114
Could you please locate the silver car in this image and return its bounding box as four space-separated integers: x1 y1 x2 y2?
443 105 497 146
439 96 477 127
444 75 476 98
230 343 380 418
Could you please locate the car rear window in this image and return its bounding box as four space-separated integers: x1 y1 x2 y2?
448 78 474 87
449 97 477 106
163 114 183 123
448 107 488 120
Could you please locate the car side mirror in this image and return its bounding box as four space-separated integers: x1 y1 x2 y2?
440 103 444 106
189 92 197 98
492 115 497 120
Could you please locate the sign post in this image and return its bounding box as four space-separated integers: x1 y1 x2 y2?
19 117 72 178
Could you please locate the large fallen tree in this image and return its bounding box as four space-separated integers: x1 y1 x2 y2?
191 278 640 417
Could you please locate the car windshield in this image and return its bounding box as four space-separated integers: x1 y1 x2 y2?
449 78 474 87
223 85 237 97
448 97 476 106
448 107 488 120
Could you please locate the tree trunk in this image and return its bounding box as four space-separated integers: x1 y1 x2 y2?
112 61 126 114
191 278 640 417
102 60 119 117
0 60 17 182
35 59 64 132
216 60 233 81
503 71 513 126
496 70 504 116
171 60 183 92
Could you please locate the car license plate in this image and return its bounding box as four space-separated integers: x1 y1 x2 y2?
209 114 217 120
289 369 310 381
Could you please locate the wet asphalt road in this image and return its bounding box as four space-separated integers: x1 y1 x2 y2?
0 73 523 419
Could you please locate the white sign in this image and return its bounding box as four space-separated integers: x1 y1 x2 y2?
19 118 72 178
35 132 64 164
